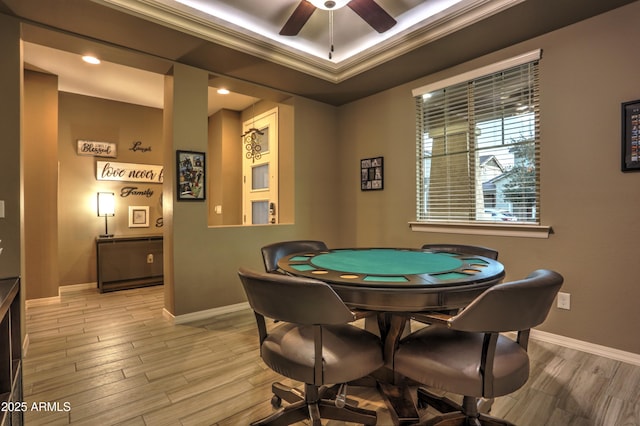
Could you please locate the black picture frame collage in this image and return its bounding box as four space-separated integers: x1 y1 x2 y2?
361 156 383 191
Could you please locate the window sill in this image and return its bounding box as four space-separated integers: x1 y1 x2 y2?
409 221 552 239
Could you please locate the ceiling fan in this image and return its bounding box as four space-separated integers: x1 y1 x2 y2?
279 0 397 36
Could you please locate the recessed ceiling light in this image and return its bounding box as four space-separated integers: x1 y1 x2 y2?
217 88 230 95
82 55 101 65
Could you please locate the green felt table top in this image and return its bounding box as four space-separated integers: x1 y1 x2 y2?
279 248 505 309
282 248 504 287
309 249 462 275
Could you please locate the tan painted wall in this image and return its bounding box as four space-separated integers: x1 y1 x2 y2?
5 1 639 356
57 92 163 287
0 15 21 280
208 109 242 226
335 2 640 354
23 70 59 299
164 66 341 316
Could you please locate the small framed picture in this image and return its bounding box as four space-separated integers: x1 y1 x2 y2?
177 150 206 200
361 156 383 191
622 99 640 172
128 206 150 228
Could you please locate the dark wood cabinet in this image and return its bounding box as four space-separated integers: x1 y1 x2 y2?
0 277 22 426
96 235 163 293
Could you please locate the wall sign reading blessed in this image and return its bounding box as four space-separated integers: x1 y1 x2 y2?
77 140 117 158
96 161 164 183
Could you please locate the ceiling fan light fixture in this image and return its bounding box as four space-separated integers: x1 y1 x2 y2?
308 0 351 10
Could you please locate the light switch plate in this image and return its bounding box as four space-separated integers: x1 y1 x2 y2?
0 200 4 218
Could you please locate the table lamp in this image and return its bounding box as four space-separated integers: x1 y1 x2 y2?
97 192 115 237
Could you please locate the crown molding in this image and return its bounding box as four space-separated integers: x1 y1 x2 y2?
94 0 523 83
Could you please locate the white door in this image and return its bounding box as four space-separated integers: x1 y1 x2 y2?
242 107 278 225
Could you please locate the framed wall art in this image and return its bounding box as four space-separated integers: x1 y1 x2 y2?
361 156 384 191
128 206 149 228
622 99 640 172
176 150 206 200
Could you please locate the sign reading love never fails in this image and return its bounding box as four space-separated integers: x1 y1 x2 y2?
96 161 164 184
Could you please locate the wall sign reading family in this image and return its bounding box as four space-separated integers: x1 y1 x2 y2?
96 161 163 183
177 150 206 200
361 156 383 191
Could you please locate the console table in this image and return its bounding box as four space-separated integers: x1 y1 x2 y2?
0 277 22 426
96 235 163 293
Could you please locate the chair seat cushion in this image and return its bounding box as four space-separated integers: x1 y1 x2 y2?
262 323 384 385
394 326 529 398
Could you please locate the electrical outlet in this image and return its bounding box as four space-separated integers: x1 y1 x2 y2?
147 254 154 264
557 292 571 310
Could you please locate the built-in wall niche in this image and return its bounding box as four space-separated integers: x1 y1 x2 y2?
207 96 294 227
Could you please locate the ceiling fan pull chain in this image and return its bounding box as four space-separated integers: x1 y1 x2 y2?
329 10 334 59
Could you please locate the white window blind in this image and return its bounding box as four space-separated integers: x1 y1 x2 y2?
415 53 540 224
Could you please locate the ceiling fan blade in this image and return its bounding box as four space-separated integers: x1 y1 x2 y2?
279 1 317 36
347 0 396 33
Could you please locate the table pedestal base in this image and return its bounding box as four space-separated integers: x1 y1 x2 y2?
378 381 420 425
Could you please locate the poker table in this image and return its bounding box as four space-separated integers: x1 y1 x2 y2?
278 248 505 312
277 247 505 424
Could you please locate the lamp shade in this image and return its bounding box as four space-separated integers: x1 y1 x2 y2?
97 192 115 217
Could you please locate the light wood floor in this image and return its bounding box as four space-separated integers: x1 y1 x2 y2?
22 285 640 425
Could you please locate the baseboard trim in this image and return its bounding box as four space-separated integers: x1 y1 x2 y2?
25 296 60 307
530 329 640 367
59 282 97 294
162 308 175 322
25 282 98 307
160 304 635 366
168 302 251 325
22 334 30 357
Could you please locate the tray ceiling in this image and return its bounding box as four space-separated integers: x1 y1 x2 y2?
3 0 638 107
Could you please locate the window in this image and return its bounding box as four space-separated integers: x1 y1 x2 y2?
414 50 541 226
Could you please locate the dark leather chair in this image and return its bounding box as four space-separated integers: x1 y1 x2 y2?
415 244 500 321
394 269 563 426
260 240 328 273
421 243 499 260
238 267 384 425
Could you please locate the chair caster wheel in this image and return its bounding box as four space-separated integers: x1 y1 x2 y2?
271 395 282 408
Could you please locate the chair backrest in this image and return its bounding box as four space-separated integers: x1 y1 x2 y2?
238 267 355 325
450 269 563 333
421 243 499 260
261 240 329 273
